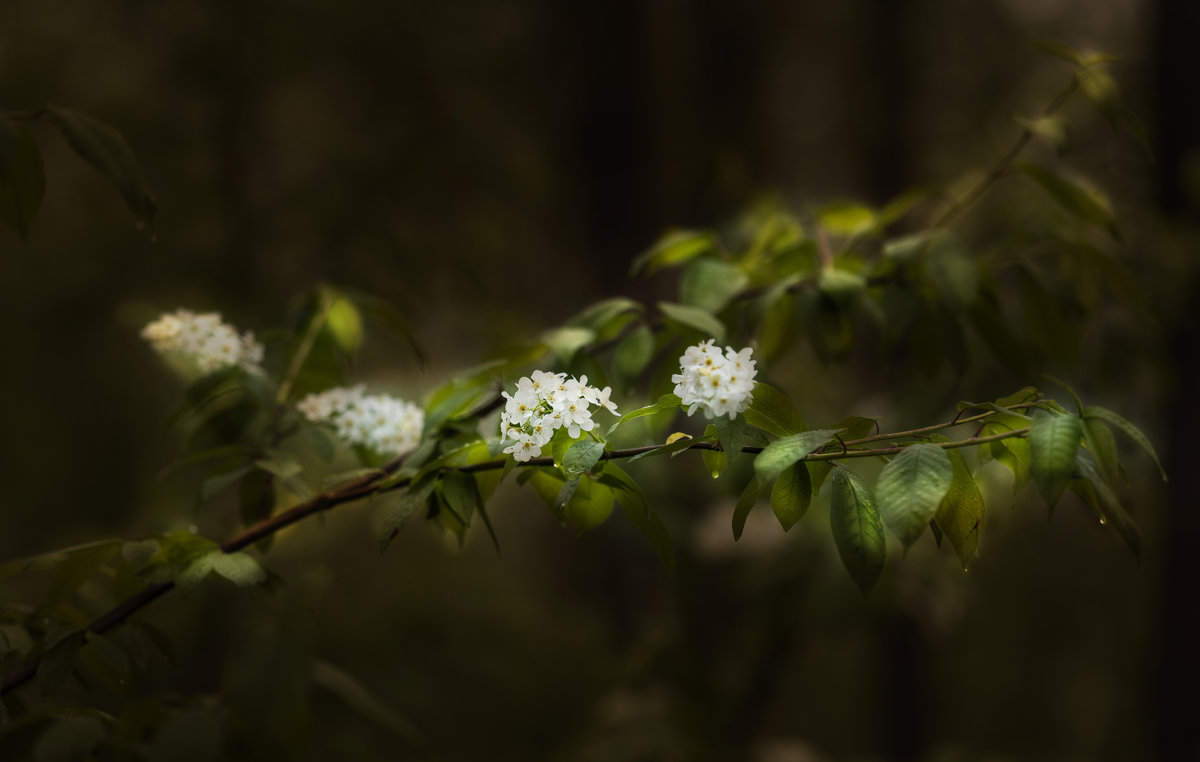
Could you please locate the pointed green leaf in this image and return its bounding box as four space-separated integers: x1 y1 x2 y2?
701 445 727 479
378 481 436 553
631 229 717 276
770 462 812 531
611 324 655 389
933 444 986 569
1015 162 1118 238
1081 415 1120 485
1029 410 1082 510
829 468 886 595
753 429 836 484
541 326 595 363
606 393 681 436
658 301 726 342
44 105 157 227
0 122 45 242
714 414 748 461
876 443 954 547
1070 451 1140 558
562 439 605 477
818 202 876 236
743 382 806 437
561 477 615 533
1083 406 1167 482
731 478 762 541
439 471 480 527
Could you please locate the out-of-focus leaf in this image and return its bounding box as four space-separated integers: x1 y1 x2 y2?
680 258 748 312
324 297 363 354
876 443 954 547
541 326 595 363
36 631 84 696
631 229 717 276
1015 114 1070 153
44 105 157 228
830 468 886 595
743 382 806 437
1029 410 1082 511
1083 405 1167 482
818 202 876 236
611 324 655 391
731 478 762 541
177 550 265 592
1070 452 1141 558
378 481 436 553
46 540 121 606
1016 162 1119 238
658 301 725 342
0 121 45 242
1028 39 1084 65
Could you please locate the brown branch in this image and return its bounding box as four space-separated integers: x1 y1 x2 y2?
0 411 1030 696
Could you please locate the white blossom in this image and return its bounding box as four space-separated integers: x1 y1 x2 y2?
141 309 264 374
296 385 423 457
671 339 757 420
499 371 620 462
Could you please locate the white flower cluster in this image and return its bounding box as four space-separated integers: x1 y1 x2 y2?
141 309 264 374
297 385 424 456
672 339 757 420
500 371 619 462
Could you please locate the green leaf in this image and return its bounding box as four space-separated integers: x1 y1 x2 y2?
1028 39 1085 65
1015 114 1070 153
44 105 157 228
1070 451 1141 558
1015 162 1118 238
178 550 265 591
611 324 655 390
713 414 749 461
562 439 605 477
631 229 717 276
680 258 748 312
377 481 436 553
84 631 130 675
1083 405 1167 482
597 464 674 570
1029 410 1082 511
743 382 806 437
1081 415 1121 485
325 296 364 354
1076 65 1121 128
200 465 254 502
731 478 762 541
541 326 596 363
770 462 812 531
561 477 616 533
0 122 45 242
47 540 121 606
876 443 954 547
753 429 836 484
933 442 986 569
829 468 887 596
818 202 876 236
140 531 221 585
606 393 681 436
439 471 479 528
568 297 642 333
657 301 726 342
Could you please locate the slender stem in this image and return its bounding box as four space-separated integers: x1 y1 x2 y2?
275 291 334 406
930 76 1078 232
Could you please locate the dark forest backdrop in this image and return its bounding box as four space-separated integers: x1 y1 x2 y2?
2 0 1199 759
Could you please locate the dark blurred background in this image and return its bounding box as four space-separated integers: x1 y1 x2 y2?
2 0 1198 759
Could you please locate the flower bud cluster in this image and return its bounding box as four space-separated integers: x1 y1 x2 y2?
672 339 757 420
141 309 264 374
500 371 619 462
297 385 424 457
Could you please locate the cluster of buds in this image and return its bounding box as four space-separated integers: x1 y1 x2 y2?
297 385 423 457
672 339 757 420
500 371 618 462
141 309 264 374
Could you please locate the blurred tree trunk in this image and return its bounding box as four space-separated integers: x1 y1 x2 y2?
1154 0 1200 759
